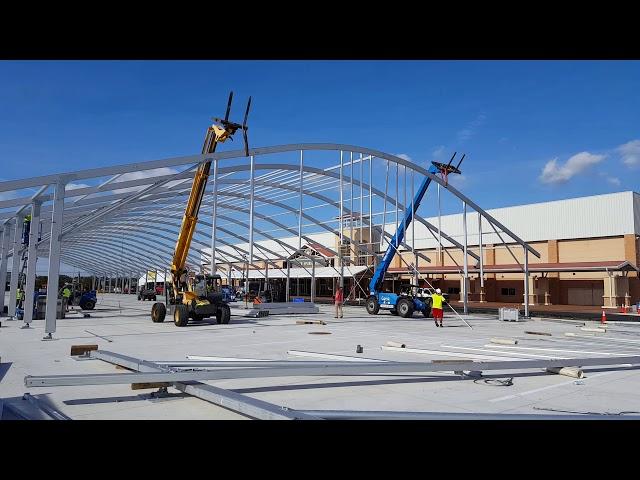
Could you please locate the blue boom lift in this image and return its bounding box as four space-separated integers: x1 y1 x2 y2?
365 154 463 318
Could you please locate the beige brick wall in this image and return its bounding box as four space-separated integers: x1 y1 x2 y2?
493 242 548 264
558 237 624 263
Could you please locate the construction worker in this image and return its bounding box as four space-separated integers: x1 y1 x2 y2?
432 288 446 327
61 284 72 312
22 214 31 245
16 287 25 309
334 286 344 319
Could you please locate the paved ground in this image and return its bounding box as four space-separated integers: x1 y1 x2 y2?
2 293 640 419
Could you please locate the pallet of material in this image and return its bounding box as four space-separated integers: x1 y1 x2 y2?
230 302 320 316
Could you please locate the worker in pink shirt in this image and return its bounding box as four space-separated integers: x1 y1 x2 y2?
334 286 344 318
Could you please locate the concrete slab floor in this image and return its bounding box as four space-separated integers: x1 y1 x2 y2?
1 293 640 419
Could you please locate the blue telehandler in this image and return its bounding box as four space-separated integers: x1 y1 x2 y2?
365 154 463 318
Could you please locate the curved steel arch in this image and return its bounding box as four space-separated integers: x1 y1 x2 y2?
58 162 479 264
63 213 294 276
0 143 538 258
8 153 483 273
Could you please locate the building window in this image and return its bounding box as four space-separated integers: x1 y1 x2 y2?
501 288 516 296
448 287 460 294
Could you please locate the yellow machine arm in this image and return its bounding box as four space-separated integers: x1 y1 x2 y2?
170 127 218 281
169 92 251 297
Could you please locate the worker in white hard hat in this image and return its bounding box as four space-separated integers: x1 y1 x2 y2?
431 288 446 327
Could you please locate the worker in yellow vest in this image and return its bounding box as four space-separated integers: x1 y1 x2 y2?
431 288 446 327
16 287 25 309
61 284 72 312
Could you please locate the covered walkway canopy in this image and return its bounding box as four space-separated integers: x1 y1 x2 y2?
388 260 640 275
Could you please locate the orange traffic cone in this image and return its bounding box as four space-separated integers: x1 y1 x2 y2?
601 310 607 324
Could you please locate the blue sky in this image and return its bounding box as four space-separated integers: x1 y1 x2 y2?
1 60 639 212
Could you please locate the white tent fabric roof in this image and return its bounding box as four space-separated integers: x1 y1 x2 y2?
228 266 368 279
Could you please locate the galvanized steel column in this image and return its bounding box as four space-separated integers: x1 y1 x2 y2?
369 156 373 264
339 151 344 288
524 247 529 318
437 182 442 278
412 169 418 286
286 261 290 303
298 151 303 295
8 213 25 317
249 155 255 267
381 160 389 250
411 169 415 252
395 163 399 248
462 201 468 315
298 150 304 250
350 152 354 262
23 201 42 325
311 258 315 303
0 223 12 316
478 213 485 302
163 268 167 299
210 158 218 275
44 181 66 338
359 153 363 259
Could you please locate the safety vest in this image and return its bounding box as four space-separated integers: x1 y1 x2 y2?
17 289 24 300
432 294 444 309
62 288 71 298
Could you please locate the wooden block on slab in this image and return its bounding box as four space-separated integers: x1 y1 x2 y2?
131 382 171 390
431 359 473 364
70 344 99 356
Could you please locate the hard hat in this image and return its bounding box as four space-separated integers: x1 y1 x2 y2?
435 288 441 294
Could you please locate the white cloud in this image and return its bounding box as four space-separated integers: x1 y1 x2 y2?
607 176 621 186
112 167 183 194
618 139 640 167
539 152 606 184
448 174 467 187
0 191 19 201
432 145 445 158
598 171 621 186
395 153 412 162
66 182 91 190
457 114 486 142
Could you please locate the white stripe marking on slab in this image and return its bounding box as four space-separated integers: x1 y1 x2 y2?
564 337 640 347
287 350 387 362
186 355 271 362
483 345 636 356
381 346 517 361
440 345 561 359
490 371 617 403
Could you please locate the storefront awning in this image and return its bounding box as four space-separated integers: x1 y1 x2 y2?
388 260 639 275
